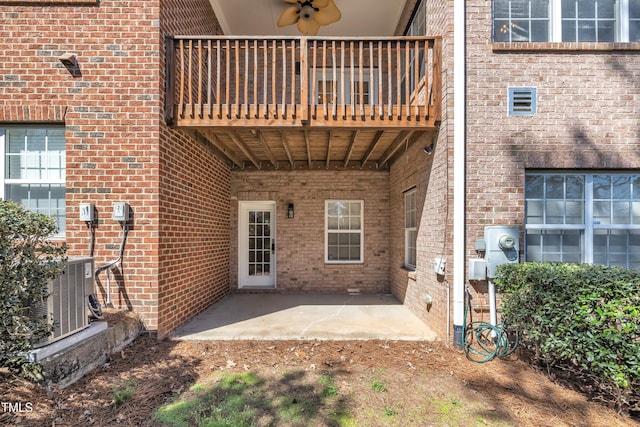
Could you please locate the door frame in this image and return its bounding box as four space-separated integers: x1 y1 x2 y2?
238 201 277 288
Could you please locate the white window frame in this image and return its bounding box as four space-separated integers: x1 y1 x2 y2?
313 68 379 106
404 189 417 269
325 200 364 264
494 0 638 43
525 171 640 271
1 126 66 237
494 0 552 42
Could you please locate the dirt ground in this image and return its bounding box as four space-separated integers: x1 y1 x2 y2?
1 313 639 426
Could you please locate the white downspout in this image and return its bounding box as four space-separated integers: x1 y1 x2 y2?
452 0 467 347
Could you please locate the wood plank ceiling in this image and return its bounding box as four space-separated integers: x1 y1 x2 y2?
193 128 430 171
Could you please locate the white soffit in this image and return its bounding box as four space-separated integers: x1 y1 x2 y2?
208 0 408 37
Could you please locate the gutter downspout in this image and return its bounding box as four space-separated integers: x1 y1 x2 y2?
452 0 467 347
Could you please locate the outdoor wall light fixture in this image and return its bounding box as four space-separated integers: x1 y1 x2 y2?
58 53 81 77
287 203 295 219
58 53 77 67
423 143 434 155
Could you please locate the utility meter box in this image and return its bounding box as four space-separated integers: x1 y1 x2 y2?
79 203 95 222
468 258 487 281
484 225 519 278
112 202 130 222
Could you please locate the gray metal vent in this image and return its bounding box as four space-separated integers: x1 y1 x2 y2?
508 87 537 116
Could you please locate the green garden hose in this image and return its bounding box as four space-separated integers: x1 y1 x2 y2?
462 287 518 363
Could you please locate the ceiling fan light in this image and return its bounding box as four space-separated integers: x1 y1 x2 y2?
299 5 315 21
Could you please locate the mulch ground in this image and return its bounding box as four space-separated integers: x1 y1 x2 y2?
1 312 638 426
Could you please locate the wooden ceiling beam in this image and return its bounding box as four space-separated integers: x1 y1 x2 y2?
325 130 333 169
227 130 261 169
281 131 295 169
379 130 414 167
343 130 359 167
304 130 312 169
360 130 384 168
256 130 278 169
194 129 242 168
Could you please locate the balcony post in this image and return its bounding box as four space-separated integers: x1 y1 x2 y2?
432 37 443 122
300 38 309 122
164 36 176 125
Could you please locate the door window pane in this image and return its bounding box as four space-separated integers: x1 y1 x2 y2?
247 209 272 276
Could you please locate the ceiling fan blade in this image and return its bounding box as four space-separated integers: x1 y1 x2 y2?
314 0 341 25
311 0 329 7
278 6 299 27
282 0 298 3
297 18 321 35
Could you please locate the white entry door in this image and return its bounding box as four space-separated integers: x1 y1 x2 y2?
238 201 276 288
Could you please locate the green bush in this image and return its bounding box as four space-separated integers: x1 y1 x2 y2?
495 262 640 413
0 200 67 380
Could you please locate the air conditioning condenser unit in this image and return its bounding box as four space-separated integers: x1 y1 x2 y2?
34 257 95 347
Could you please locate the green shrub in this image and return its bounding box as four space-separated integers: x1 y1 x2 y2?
495 262 640 413
0 200 67 380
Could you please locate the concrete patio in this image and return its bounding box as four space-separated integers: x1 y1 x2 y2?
170 293 438 341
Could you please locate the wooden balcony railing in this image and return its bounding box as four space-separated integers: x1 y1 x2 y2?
165 36 441 129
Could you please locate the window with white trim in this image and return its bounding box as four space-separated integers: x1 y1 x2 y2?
314 69 379 106
405 189 417 269
525 172 640 271
1 127 66 236
326 200 363 263
494 0 640 43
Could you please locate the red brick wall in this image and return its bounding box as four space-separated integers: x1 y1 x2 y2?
389 0 454 340
157 130 231 337
465 7 640 235
0 0 163 330
157 0 231 338
230 170 390 293
0 0 229 337
463 1 640 318
389 131 451 338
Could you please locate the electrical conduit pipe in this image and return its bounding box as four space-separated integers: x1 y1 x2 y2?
452 0 467 347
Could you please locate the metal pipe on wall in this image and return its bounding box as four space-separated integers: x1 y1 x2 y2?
452 0 467 347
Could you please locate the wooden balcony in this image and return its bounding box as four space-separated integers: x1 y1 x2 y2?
165 36 442 170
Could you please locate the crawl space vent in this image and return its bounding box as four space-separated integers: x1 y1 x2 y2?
508 87 537 116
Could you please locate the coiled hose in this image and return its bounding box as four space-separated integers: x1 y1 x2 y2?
463 287 518 363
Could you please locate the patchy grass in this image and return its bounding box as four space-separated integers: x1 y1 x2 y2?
154 370 353 427
112 379 137 406
154 368 514 426
371 379 387 393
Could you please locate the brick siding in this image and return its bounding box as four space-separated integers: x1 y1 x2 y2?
0 0 227 337
156 0 230 338
389 0 454 340
230 170 390 293
463 1 640 325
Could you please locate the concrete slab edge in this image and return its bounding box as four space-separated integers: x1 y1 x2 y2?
37 316 142 390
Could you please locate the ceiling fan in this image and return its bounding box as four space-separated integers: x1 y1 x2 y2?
277 0 341 36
